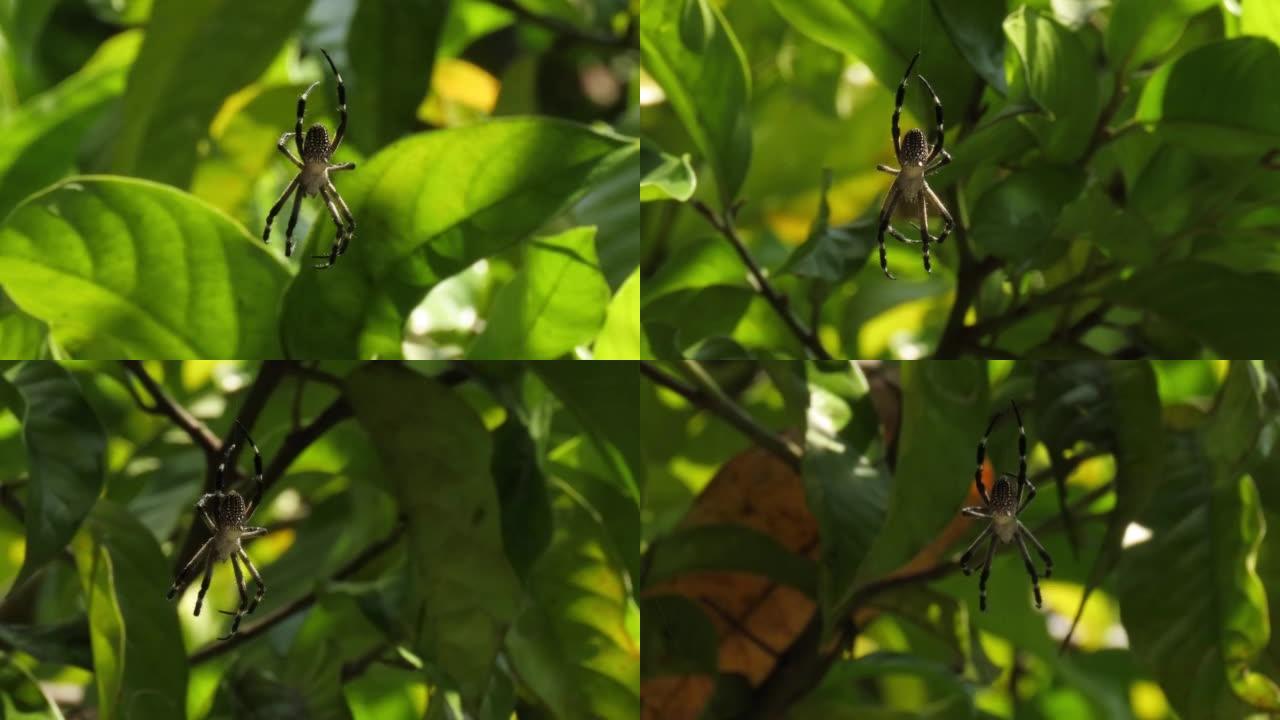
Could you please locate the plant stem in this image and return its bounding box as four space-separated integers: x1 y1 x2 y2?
640 361 803 470
121 362 221 459
689 200 832 359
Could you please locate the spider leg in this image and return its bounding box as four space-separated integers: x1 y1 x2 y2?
218 553 250 640
918 193 932 274
959 523 993 573
195 495 216 532
295 81 320 157
262 177 300 246
320 49 347 153
925 150 952 176
974 411 1002 505
238 426 264 519
276 132 302 168
885 225 921 245
1017 521 1053 577
877 183 902 279
1015 533 1043 608
977 533 997 612
238 549 266 614
193 553 215 617
892 52 920 156
313 185 348 269
326 181 357 255
167 538 213 600
284 184 305 257
917 74 945 164
961 506 991 518
924 185 954 244
1012 401 1027 485
875 164 900 175
328 162 356 172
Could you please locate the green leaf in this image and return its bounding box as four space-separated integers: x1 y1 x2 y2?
1136 37 1280 156
803 362 891 632
1243 0 1280 45
533 362 641 500
641 240 743 305
594 268 642 360
969 165 1084 270
0 177 291 358
791 653 976 719
640 0 751 207
852 361 988 589
1105 261 1280 357
346 363 520 712
640 594 717 678
0 617 91 669
0 650 61 718
13 362 105 585
779 170 874 289
1106 0 1217 68
0 31 140 218
0 300 46 358
347 0 448 150
72 502 188 720
107 0 311 186
491 417 552 583
1003 5 1100 161
467 227 610 359
640 141 697 202
642 523 817 595
279 118 629 358
506 489 640 720
933 0 1008 94
1118 429 1280 716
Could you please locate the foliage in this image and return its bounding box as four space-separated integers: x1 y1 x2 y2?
0 0 637 359
0 360 639 719
640 0 1280 359
641 359 1280 719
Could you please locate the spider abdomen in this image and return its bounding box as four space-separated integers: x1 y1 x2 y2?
215 491 246 526
303 124 330 161
900 128 930 166
990 477 1018 514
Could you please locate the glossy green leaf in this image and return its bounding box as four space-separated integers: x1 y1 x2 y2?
534 362 641 500
640 141 696 202
0 0 57 108
346 363 519 711
13 362 105 584
780 170 874 289
280 118 630 358
506 489 640 720
108 0 311 186
0 650 60 718
0 31 139 218
73 501 187 720
1136 37 1280 156
0 617 91 670
594 268 642 360
347 0 448 150
546 435 642 586
1004 5 1100 161
803 362 891 631
1105 261 1280 357
969 165 1084 270
491 416 552 583
641 240 743 305
0 177 290 358
933 0 1008 93
1106 0 1217 68
1243 0 1280 44
642 523 817 595
1118 429 1280 717
640 0 751 207
467 227 610 359
852 361 988 590
564 141 639 290
0 301 46 358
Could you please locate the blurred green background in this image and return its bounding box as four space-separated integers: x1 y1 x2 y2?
640 0 1280 359
641 359 1280 719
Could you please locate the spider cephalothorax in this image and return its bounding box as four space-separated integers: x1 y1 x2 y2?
958 401 1053 611
167 421 268 640
263 48 357 269
874 52 956 279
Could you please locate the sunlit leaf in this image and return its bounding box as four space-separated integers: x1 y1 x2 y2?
594 268 642 360
1004 5 1100 161
640 141 697 202
1106 0 1217 68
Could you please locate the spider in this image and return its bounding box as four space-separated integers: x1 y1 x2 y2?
166 421 268 640
874 51 955 280
958 401 1053 611
263 48 357 270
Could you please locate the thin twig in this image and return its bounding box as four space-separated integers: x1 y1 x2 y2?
640 361 802 470
121 362 221 459
485 0 632 48
689 200 832 360
189 525 405 664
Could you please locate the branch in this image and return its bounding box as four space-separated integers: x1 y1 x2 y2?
121 362 220 459
690 200 833 360
261 395 354 493
485 0 633 48
189 524 405 665
641 361 802 470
